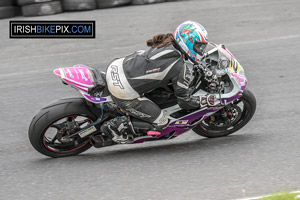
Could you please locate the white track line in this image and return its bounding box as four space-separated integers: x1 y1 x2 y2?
236 191 300 200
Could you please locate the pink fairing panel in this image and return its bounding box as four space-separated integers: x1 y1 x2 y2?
53 65 94 89
231 73 247 90
53 65 107 103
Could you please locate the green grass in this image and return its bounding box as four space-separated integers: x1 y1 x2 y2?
260 192 300 200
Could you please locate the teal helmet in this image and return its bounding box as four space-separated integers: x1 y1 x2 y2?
174 21 208 63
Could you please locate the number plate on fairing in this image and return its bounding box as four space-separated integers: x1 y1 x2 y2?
228 58 242 74
78 126 97 138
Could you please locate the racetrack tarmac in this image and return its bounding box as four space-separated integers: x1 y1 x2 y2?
0 0 300 199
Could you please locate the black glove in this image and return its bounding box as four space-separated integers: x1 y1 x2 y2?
87 68 106 97
200 94 216 107
88 85 105 97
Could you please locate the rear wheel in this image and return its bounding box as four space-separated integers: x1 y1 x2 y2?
28 98 99 157
193 89 256 138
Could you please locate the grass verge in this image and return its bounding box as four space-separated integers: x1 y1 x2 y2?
260 191 300 200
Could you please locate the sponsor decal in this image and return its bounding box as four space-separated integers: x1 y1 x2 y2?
117 123 125 132
78 126 97 138
110 65 124 89
78 69 88 81
127 108 151 118
229 58 241 73
86 95 106 102
146 68 161 74
175 120 189 125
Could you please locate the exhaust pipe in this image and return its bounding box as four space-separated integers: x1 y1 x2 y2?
90 135 114 148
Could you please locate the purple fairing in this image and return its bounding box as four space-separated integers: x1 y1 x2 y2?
168 108 221 128
159 107 222 137
81 93 107 103
133 107 221 143
132 92 243 144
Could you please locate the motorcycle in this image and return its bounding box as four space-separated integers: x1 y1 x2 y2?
28 43 256 157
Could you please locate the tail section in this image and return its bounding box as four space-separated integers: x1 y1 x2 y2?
53 65 108 103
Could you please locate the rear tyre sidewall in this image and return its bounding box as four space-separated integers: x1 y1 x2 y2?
28 98 98 158
193 89 256 138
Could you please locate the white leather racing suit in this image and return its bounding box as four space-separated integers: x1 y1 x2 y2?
106 45 201 127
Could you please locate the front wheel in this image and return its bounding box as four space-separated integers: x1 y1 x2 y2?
193 89 256 138
28 98 99 158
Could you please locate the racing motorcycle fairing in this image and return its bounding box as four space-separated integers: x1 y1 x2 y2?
52 44 248 144
132 44 248 143
219 45 247 91
132 93 243 143
53 65 110 103
28 40 256 158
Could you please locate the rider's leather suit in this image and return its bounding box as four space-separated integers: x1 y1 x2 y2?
106 44 201 129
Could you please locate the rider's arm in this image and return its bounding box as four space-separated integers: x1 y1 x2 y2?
172 62 201 110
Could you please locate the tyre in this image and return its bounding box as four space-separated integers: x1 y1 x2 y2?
62 0 96 11
131 0 164 5
28 98 99 158
0 0 13 7
21 1 62 17
0 6 16 19
97 0 131 9
193 89 256 138
17 0 52 6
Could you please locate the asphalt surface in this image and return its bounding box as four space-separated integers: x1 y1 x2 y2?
1 0 300 199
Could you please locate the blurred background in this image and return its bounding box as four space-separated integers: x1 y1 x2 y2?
1 0 300 200
0 0 180 18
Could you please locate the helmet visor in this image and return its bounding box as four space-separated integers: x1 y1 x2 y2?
193 41 207 56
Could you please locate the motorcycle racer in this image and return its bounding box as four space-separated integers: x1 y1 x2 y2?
29 20 256 157
91 21 216 143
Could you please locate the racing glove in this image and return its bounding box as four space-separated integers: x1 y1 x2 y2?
200 94 216 107
87 68 106 97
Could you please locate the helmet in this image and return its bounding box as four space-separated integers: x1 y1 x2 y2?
174 21 208 63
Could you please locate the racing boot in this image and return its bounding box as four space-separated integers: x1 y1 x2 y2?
100 116 135 144
128 118 167 136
